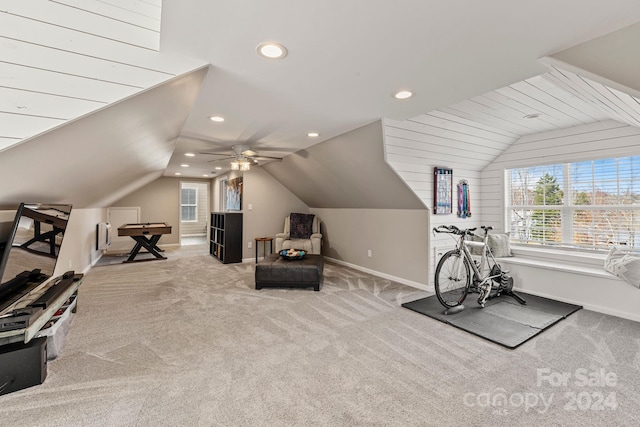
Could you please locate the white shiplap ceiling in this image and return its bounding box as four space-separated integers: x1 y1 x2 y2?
0 0 205 150
391 66 640 173
544 65 640 129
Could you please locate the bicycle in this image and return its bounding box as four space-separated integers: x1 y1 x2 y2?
432 225 526 309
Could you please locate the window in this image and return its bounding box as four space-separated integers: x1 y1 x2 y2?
181 188 197 222
506 156 640 252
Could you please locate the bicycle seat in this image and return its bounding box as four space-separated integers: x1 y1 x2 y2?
481 225 493 231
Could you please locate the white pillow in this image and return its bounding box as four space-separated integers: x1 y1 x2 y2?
604 247 640 289
488 233 513 257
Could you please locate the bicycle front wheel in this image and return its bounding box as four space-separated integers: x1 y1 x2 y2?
434 250 470 308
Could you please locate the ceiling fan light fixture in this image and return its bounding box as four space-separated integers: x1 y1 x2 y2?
231 160 251 171
257 42 288 59
393 90 413 100
241 149 258 157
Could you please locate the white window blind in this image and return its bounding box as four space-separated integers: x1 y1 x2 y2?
181 188 197 222
506 156 640 251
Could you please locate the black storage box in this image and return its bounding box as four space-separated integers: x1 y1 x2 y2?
0 337 47 396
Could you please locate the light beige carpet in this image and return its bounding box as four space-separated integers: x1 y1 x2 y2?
0 243 639 426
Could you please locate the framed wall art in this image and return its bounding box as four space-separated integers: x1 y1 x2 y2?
226 176 243 211
434 167 453 215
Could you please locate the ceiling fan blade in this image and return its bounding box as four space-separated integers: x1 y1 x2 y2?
255 155 283 160
207 156 235 163
199 151 233 156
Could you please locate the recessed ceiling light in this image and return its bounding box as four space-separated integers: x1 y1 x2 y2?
307 132 319 137
393 90 413 100
257 42 288 59
209 116 225 122
185 153 195 157
175 172 182 176
215 167 222 170
203 174 209 177
180 164 189 168
523 113 541 119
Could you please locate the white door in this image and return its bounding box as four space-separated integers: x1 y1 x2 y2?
107 207 140 254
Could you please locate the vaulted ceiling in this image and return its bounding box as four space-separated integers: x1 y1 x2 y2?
1 1 640 208
160 0 640 178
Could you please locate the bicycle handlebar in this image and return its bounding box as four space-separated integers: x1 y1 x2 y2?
433 225 477 236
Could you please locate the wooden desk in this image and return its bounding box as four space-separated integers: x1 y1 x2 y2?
117 223 171 263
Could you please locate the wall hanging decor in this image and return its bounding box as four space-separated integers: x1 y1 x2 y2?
226 176 243 211
434 167 453 215
458 179 472 218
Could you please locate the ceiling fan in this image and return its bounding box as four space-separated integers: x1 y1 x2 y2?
200 144 283 171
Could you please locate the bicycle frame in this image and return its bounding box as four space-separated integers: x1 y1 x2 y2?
452 230 501 288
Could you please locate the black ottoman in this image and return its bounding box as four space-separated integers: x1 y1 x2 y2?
255 254 324 291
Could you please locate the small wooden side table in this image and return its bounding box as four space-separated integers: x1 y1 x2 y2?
255 237 273 263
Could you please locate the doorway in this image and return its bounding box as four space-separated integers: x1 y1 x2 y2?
180 181 209 246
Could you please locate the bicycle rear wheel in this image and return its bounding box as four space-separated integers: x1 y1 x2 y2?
434 250 470 308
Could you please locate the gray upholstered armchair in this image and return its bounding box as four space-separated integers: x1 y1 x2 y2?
275 214 322 254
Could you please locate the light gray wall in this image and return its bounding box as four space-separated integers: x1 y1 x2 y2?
263 121 424 209
56 208 106 275
550 21 640 95
213 167 309 261
241 167 309 260
111 177 212 246
312 208 430 288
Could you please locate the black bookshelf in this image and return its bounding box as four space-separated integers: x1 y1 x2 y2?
210 212 242 264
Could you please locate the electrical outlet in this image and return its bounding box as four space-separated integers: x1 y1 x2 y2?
367 249 372 258
248 241 253 249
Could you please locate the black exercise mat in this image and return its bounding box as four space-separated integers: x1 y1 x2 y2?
402 292 582 349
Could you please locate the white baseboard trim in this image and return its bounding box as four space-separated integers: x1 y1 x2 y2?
324 257 430 292
513 286 640 323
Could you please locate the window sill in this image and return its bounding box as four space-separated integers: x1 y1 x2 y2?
496 246 619 280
